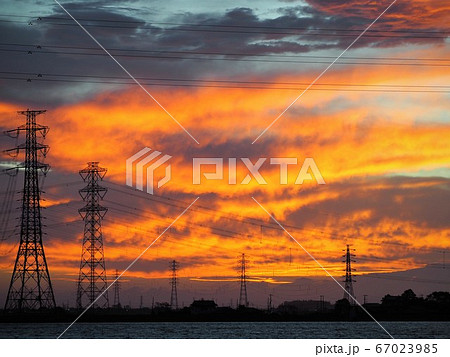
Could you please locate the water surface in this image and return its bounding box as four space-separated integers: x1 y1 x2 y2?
1 321 449 339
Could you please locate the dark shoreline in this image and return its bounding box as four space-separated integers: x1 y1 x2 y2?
1 305 449 323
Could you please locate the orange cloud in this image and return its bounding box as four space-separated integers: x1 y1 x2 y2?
306 0 450 30
0 45 448 285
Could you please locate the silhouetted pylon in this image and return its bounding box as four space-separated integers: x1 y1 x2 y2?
170 260 178 309
4 109 56 311
113 269 121 308
76 162 109 309
238 253 248 307
343 244 356 305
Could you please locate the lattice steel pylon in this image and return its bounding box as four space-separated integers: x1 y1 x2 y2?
238 253 248 307
4 109 56 311
343 244 356 305
113 269 121 308
76 162 109 309
170 260 178 310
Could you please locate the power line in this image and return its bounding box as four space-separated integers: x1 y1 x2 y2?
1 14 449 36
4 178 448 257
19 209 450 282
10 189 447 280
0 179 81 197
39 197 257 257
102 182 450 255
84 192 450 263
0 18 447 39
1 43 449 62
41 209 444 281
34 197 303 262
4 175 446 267
1 48 449 67
362 274 450 285
1 14 449 35
0 70 448 89
104 199 252 240
1 76 448 93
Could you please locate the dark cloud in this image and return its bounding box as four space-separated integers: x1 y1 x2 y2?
2 1 446 107
285 176 450 231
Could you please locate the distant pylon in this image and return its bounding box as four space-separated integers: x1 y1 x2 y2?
238 253 248 307
4 109 56 311
343 244 356 305
76 162 109 309
267 293 273 312
113 269 121 308
170 260 178 309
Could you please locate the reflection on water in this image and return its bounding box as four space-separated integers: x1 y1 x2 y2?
0 321 449 339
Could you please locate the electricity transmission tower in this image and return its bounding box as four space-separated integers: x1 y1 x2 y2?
170 260 178 309
238 253 248 307
113 269 121 308
76 162 109 309
4 109 56 311
267 293 273 312
343 244 356 305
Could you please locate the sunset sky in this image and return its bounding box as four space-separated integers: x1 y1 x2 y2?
0 0 449 308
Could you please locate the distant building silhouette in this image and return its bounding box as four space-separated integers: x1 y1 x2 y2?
190 299 217 314
277 299 332 314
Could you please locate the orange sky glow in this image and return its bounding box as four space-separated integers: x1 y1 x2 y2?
0 0 449 306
